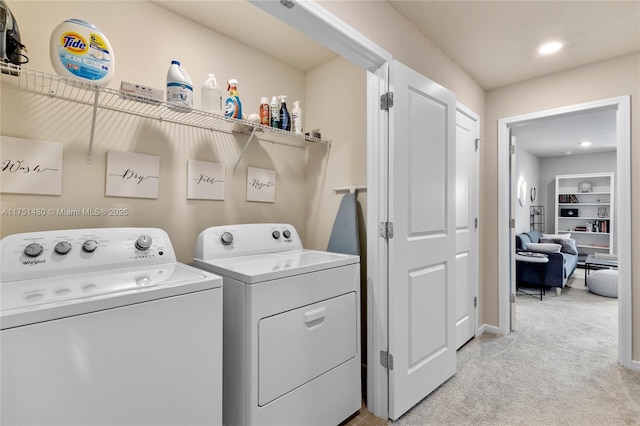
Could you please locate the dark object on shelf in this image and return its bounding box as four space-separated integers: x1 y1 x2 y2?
1 0 29 74
530 205 544 232
561 208 578 217
305 130 321 141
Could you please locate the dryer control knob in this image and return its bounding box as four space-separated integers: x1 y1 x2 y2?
272 231 281 239
135 234 153 251
82 240 98 253
54 241 72 255
283 229 292 239
24 243 43 257
220 232 234 246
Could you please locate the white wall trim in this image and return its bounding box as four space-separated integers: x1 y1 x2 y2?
615 95 632 368
249 0 391 72
477 323 502 336
497 119 511 335
457 103 481 340
366 64 390 419
497 96 633 368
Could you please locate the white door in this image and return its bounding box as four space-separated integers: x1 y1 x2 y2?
455 107 479 349
388 60 457 420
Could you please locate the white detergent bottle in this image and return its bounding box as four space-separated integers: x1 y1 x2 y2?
270 96 280 128
201 73 222 114
292 100 303 135
166 60 193 110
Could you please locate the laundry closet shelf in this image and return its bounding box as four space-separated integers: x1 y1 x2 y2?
1 64 331 163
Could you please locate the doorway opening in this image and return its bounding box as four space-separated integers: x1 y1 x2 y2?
497 96 632 367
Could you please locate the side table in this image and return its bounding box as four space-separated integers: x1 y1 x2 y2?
515 252 549 300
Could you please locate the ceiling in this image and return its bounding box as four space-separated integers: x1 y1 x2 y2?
511 108 617 158
153 0 637 158
150 1 337 73
387 0 640 90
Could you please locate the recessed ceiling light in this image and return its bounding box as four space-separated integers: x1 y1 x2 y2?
538 41 563 55
579 141 592 147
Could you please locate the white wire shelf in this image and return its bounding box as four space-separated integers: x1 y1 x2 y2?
1 63 330 165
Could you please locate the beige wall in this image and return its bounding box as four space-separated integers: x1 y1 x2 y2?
1 1 311 263
485 53 640 359
303 57 367 251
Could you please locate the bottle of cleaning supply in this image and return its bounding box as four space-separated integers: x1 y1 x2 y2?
270 96 280 128
292 100 303 135
279 95 291 131
50 19 114 86
201 73 222 114
259 97 270 126
166 60 193 109
224 79 242 119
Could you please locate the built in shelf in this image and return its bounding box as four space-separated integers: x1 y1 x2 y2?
1 63 330 167
555 172 615 256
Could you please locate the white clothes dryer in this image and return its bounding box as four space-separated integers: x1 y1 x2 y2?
1 228 223 426
193 223 361 426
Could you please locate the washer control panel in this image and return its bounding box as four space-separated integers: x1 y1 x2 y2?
195 223 303 260
1 228 176 282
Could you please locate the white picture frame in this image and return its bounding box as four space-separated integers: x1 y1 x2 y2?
105 150 160 199
187 159 225 200
1 135 63 195
246 167 276 203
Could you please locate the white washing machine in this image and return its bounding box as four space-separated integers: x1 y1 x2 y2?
193 223 361 426
1 228 223 426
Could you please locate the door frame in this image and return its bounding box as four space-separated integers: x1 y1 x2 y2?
456 103 480 346
497 96 633 368
249 0 393 418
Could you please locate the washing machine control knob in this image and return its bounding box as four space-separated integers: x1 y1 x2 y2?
24 243 43 257
220 232 234 246
272 231 281 239
283 230 291 239
135 234 153 251
54 241 72 255
82 239 98 253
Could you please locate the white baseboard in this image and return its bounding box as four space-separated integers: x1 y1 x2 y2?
476 323 502 336
628 359 640 372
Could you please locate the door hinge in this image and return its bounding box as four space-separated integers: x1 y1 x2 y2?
511 293 516 303
380 350 394 370
380 92 394 110
475 138 480 152
379 221 394 239
474 217 478 230
509 144 515 155
510 218 516 229
474 296 478 308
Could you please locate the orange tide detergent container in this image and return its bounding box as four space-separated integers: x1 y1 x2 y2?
50 19 114 86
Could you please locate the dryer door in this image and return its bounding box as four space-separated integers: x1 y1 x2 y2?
258 292 357 406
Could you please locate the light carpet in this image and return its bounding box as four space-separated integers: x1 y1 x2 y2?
393 271 640 425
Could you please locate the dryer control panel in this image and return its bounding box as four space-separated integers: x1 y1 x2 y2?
1 228 177 282
195 223 303 260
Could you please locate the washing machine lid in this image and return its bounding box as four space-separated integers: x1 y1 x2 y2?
1 263 221 329
193 249 359 284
